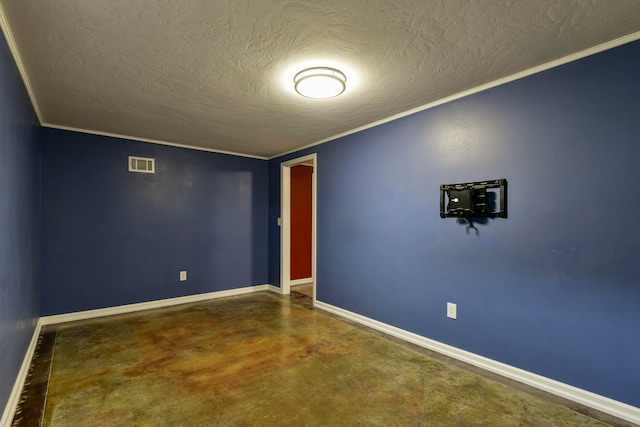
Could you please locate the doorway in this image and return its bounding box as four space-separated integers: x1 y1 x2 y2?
280 154 316 300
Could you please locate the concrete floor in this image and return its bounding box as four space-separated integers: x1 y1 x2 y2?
291 283 313 298
13 291 627 426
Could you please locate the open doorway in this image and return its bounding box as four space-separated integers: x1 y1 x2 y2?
280 154 316 301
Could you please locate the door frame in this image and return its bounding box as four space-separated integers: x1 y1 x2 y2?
280 153 317 298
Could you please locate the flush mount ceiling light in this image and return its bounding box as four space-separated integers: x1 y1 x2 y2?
294 67 347 99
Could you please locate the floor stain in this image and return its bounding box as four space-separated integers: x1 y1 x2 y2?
15 292 627 426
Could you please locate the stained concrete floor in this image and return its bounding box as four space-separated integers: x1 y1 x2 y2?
291 283 313 298
13 290 631 426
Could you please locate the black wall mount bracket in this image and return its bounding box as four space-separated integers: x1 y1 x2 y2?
440 179 507 219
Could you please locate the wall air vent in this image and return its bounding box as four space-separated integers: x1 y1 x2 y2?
128 156 155 174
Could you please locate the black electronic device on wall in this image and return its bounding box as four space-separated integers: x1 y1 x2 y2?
440 179 507 220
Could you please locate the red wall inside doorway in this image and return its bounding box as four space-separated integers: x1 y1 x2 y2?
290 165 312 280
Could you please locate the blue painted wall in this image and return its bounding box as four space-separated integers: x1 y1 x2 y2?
0 32 41 414
41 129 268 315
269 40 640 406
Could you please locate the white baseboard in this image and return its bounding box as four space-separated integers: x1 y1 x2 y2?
11 290 634 424
266 284 283 294
314 300 640 425
40 285 273 325
1 318 43 427
290 278 313 286
2 285 279 424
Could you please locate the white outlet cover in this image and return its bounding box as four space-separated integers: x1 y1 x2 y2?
180 271 187 281
447 302 457 319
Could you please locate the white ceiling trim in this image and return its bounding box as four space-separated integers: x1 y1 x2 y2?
42 124 269 160
32 25 640 162
0 2 42 123
42 29 640 163
3 1 268 160
2 2 639 162
269 30 640 160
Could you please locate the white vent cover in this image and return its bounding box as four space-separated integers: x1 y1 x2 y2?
128 156 155 173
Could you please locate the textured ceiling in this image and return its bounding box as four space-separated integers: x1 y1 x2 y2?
1 1 640 158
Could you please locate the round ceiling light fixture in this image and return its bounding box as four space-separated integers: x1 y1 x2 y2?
294 67 347 99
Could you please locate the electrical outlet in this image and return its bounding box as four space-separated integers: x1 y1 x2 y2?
447 302 457 319
180 271 187 281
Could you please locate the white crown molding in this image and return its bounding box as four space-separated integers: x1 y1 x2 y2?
0 3 43 124
269 30 640 160
314 300 640 425
4 0 638 162
1 318 43 427
42 124 268 160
